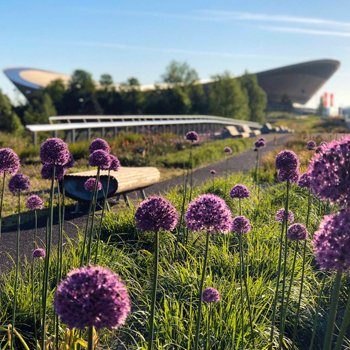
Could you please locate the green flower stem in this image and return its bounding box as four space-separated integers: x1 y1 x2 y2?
31 260 37 349
148 231 160 350
238 234 245 348
206 304 211 350
224 156 229 193
189 145 193 202
239 233 255 348
0 172 6 238
291 189 311 349
41 165 56 350
323 271 342 350
270 180 290 347
239 198 242 216
34 210 38 248
80 199 93 266
10 192 21 350
194 232 210 350
334 289 350 350
94 170 111 264
88 326 94 350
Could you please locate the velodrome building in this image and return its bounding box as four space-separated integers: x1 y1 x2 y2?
3 59 340 107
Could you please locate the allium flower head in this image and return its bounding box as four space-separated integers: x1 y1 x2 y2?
277 169 299 183
287 223 308 241
313 209 350 271
89 150 111 170
185 131 199 142
9 173 30 194
26 195 44 210
84 178 102 192
41 164 66 180
109 155 121 171
65 153 75 169
230 184 250 199
308 136 350 206
0 148 20 175
89 138 111 154
54 265 131 330
224 146 232 154
40 138 70 166
275 150 299 172
185 194 233 234
135 196 179 232
232 216 251 234
33 248 46 258
275 208 294 223
298 172 311 188
202 287 220 303
307 140 317 151
210 169 216 175
255 138 266 149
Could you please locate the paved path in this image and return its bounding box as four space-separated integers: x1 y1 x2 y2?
0 134 291 273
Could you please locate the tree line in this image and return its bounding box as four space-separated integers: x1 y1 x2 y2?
0 61 267 133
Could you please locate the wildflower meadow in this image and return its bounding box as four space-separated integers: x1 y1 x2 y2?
0 133 350 350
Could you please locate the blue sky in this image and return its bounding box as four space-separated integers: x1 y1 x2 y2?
1 0 350 107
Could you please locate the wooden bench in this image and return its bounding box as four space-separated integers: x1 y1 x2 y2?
63 167 161 207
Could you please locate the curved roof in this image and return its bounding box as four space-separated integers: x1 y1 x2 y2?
3 59 340 105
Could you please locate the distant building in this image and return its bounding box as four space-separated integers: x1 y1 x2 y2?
3 59 340 108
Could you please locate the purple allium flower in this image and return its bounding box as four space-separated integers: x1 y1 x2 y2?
54 265 131 330
275 150 299 172
109 155 121 171
255 139 266 149
229 184 250 199
210 169 216 175
185 131 199 142
33 248 46 258
41 164 66 180
202 287 220 303
89 138 111 154
224 147 233 154
277 169 299 183
275 208 295 224
298 172 311 188
40 138 70 166
232 216 251 234
89 150 111 170
135 196 179 232
308 136 350 206
313 209 350 271
26 195 44 210
8 174 30 194
287 223 308 241
84 178 102 192
307 140 317 151
185 194 233 234
0 148 20 175
65 153 75 169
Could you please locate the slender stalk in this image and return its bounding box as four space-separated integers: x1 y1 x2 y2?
270 180 290 347
80 199 93 266
148 231 160 350
10 192 21 350
88 326 94 350
41 165 56 350
31 260 37 349
323 271 342 350
189 145 193 202
34 210 38 248
0 172 6 238
224 157 229 193
334 290 350 350
206 304 211 350
239 198 242 216
194 232 210 350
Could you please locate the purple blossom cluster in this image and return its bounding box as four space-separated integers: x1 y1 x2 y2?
186 131 199 142
255 138 266 149
307 136 350 206
275 150 300 183
287 223 308 241
232 216 251 234
8 174 30 194
0 148 20 175
54 266 131 330
229 184 250 199
210 169 216 175
89 150 111 170
33 248 46 258
185 194 233 234
89 138 111 154
202 287 220 303
26 195 44 210
306 140 317 151
224 146 232 154
275 208 294 224
109 155 121 171
135 196 179 232
277 169 299 183
313 209 350 271
298 172 311 188
84 178 102 192
40 138 70 166
41 164 66 181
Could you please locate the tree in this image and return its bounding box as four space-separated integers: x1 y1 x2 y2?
240 72 267 123
119 77 145 114
99 74 114 89
208 71 249 119
23 93 57 124
280 94 294 112
317 96 325 116
44 79 65 114
0 90 23 133
162 61 199 85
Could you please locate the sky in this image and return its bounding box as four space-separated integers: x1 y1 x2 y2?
1 0 350 108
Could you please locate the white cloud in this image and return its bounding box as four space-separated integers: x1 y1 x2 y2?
260 26 350 38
